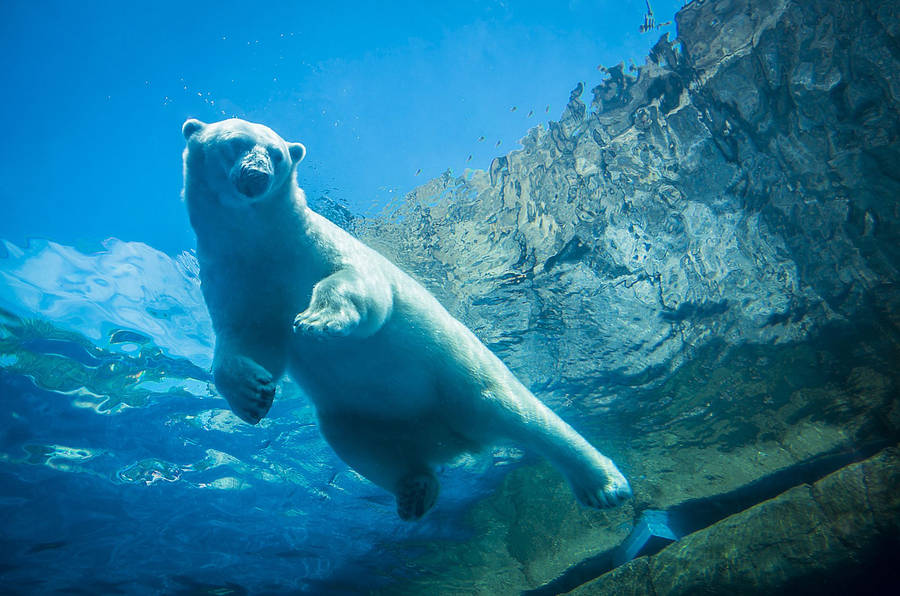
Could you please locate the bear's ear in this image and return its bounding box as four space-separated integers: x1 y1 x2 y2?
288 142 307 164
182 119 206 140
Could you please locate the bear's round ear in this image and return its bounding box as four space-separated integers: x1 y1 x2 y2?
182 119 206 140
289 142 307 164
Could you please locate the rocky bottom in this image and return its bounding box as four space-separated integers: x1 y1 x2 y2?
565 446 900 595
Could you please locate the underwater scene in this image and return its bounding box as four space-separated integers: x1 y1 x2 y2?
2 0 899 594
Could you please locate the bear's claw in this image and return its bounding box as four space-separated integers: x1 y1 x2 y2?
396 472 440 521
293 307 360 337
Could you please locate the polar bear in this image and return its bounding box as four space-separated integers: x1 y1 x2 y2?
181 118 631 520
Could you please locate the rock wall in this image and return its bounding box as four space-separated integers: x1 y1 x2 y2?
359 0 900 592
569 446 900 595
357 0 900 410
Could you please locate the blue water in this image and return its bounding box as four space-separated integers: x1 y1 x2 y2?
4 0 896 593
0 239 519 593
0 0 684 256
0 0 691 588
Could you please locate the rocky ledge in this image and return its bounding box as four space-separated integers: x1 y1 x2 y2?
359 0 900 592
357 0 899 404
568 446 900 595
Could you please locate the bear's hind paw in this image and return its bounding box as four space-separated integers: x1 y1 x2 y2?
396 472 440 521
569 459 632 509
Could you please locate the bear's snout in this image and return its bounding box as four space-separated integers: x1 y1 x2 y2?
237 166 271 198
235 150 273 198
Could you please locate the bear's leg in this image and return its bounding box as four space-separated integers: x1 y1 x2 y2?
481 387 632 509
396 471 440 521
293 268 392 339
211 331 286 425
213 353 276 424
317 413 441 520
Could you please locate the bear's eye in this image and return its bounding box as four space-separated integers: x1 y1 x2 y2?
270 150 283 164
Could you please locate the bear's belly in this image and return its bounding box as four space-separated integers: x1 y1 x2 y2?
287 321 460 420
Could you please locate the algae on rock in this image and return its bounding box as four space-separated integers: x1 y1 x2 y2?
364 0 900 592
570 447 900 595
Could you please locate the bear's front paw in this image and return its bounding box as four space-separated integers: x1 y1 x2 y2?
569 457 633 509
293 304 360 338
213 356 276 425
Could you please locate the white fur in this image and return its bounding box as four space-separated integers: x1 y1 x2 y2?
182 118 631 519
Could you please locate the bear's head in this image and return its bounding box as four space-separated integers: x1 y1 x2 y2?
182 118 306 207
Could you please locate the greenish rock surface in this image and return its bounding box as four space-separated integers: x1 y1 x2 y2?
570 447 900 595
376 331 899 594
366 0 900 591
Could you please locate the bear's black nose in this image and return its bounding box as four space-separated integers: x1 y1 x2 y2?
237 166 271 198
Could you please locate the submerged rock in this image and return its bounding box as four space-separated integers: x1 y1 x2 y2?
570 446 900 595
359 0 900 407
365 0 900 591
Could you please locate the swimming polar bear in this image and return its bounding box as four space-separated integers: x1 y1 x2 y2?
181 118 631 520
